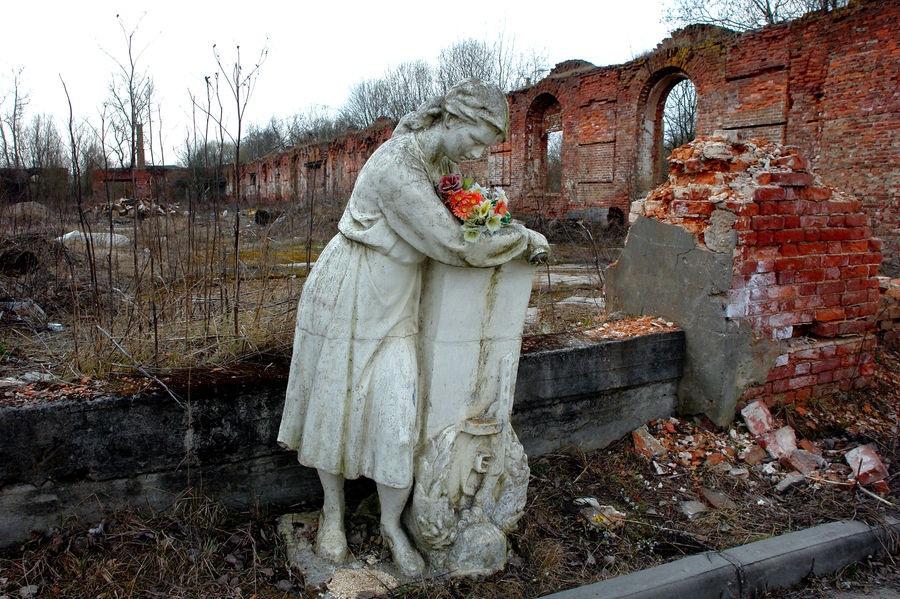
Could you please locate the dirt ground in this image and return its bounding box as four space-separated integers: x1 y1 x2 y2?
1 211 898 598
1 347 897 599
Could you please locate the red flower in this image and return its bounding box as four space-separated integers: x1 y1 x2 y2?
437 174 462 196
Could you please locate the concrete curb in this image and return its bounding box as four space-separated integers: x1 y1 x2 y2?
542 517 900 599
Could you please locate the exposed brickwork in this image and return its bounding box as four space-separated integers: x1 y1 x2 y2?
230 0 898 272
91 166 191 204
876 277 900 350
630 133 881 407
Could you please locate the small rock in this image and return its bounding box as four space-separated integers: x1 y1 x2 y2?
797 439 821 455
20 372 57 383
699 487 738 509
759 426 797 460
740 444 767 465
775 473 805 493
728 467 750 479
18 587 38 599
276 580 293 592
679 500 707 519
786 449 826 475
260 567 274 578
704 452 727 468
741 401 776 436
632 425 667 458
845 444 889 485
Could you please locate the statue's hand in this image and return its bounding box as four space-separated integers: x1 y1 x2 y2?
526 229 550 265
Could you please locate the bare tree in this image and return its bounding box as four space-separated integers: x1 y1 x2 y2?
0 68 29 169
438 35 548 92
437 39 496 93
195 41 268 337
284 105 349 144
664 0 849 31
103 16 154 173
663 79 697 155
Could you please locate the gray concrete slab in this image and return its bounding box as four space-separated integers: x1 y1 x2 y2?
721 519 898 597
545 551 739 599
541 518 900 599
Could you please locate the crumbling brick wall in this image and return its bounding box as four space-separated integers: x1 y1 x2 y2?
608 133 881 423
230 0 898 271
876 277 900 350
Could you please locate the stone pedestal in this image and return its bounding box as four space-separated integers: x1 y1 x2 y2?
405 257 536 576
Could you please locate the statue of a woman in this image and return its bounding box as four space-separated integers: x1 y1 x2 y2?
277 79 548 577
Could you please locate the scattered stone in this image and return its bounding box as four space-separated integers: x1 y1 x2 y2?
740 444 768 465
845 444 889 485
18 587 38 599
699 487 738 509
786 449 826 475
327 568 398 599
575 497 626 529
557 295 605 308
728 467 750 479
704 452 727 468
775 473 806 493
0 300 46 322
741 400 775 436
55 230 130 248
20 372 57 383
275 580 293 592
759 426 797 459
632 425 667 458
679 500 708 518
797 439 821 454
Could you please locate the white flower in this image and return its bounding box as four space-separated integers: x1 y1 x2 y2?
474 199 493 220
485 213 502 233
462 223 482 243
469 182 484 195
492 187 507 204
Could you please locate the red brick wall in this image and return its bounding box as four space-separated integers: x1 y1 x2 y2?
632 133 882 407
230 0 899 270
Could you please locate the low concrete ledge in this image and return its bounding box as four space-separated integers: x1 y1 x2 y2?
514 331 684 455
543 517 900 599
0 331 684 545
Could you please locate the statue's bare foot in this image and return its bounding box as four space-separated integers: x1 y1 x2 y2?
382 524 425 578
316 511 348 563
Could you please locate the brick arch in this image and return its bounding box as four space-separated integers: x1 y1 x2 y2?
634 67 693 197
523 92 563 212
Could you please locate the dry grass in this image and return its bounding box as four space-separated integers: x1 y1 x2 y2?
1 200 623 387
0 200 346 383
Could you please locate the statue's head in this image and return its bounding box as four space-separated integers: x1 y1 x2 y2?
395 79 509 162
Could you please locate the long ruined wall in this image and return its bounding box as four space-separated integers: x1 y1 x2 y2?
232 0 899 271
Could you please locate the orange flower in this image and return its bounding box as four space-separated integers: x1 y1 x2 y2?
495 200 507 217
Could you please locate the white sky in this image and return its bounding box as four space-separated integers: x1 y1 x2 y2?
1 0 672 163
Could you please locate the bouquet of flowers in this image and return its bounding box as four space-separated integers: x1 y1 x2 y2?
437 174 512 242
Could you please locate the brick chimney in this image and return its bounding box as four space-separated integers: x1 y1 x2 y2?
136 123 146 168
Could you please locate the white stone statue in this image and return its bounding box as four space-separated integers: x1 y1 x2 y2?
278 79 548 578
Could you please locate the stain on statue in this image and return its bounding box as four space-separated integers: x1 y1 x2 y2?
278 79 548 578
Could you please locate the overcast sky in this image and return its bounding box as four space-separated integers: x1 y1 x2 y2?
2 0 672 162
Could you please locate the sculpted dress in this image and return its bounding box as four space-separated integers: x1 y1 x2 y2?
277 131 532 489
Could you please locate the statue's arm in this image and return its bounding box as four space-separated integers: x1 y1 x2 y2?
378 172 539 268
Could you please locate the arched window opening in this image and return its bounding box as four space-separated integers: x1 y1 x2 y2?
635 70 699 198
661 79 697 177
524 93 563 201
547 129 562 193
